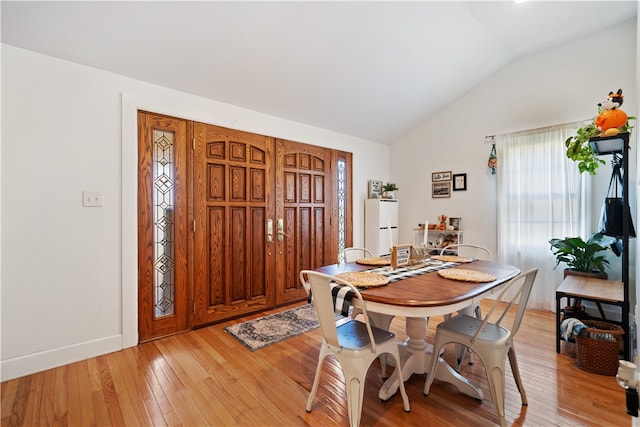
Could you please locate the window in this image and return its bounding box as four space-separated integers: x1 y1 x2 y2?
497 122 591 310
337 158 347 254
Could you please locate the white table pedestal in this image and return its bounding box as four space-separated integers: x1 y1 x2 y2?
378 317 484 401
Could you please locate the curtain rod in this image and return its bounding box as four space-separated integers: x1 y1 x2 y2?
484 119 590 142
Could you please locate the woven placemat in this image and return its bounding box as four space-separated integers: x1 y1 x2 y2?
431 255 473 263
437 268 496 283
355 257 390 266
335 272 389 288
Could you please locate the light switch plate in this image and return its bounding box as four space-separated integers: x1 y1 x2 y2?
82 191 104 207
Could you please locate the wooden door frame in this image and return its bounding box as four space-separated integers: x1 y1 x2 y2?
135 112 353 345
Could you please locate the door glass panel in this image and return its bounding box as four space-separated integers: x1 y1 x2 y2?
153 129 175 317
337 159 346 253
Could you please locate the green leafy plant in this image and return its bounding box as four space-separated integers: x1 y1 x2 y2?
549 233 610 273
383 182 399 192
565 116 636 175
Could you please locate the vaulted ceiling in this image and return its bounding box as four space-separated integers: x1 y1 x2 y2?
1 1 637 143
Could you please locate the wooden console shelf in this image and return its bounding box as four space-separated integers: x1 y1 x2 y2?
555 275 624 353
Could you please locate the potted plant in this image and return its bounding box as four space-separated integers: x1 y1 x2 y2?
549 233 610 279
565 118 635 175
564 121 602 175
382 182 399 199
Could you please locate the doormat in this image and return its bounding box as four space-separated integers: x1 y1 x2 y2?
224 304 344 351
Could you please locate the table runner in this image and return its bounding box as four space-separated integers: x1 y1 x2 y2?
367 261 461 283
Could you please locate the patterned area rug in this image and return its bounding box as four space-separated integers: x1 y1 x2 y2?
224 304 342 351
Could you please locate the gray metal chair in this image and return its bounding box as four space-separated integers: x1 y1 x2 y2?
337 247 374 264
300 270 410 427
424 268 538 427
440 243 492 260
337 246 394 376
441 244 492 368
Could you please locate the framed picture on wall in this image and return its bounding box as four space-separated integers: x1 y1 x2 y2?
432 182 451 198
432 171 452 182
452 173 467 191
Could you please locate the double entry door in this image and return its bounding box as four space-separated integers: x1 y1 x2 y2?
138 111 350 341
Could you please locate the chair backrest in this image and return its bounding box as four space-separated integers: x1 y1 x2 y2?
299 270 377 352
441 244 492 260
338 247 374 264
471 268 538 343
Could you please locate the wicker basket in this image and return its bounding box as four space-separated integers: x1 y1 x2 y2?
575 320 624 376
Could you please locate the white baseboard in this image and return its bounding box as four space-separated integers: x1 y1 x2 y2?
1 335 122 382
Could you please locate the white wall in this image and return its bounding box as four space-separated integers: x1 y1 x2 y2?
391 19 638 273
0 44 389 381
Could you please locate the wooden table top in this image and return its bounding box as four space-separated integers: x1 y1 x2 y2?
313 260 520 309
556 274 623 303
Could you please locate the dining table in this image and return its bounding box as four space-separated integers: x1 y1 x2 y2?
312 259 520 401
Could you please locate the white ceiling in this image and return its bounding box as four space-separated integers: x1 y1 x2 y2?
1 1 637 144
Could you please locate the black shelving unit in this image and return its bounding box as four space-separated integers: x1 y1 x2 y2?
590 131 632 360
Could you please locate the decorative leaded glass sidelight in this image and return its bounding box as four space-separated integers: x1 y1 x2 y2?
337 159 346 254
152 129 175 317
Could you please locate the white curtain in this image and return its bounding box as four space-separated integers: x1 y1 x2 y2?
496 121 592 311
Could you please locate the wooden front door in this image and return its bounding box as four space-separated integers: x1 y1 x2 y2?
191 129 339 324
275 139 335 305
192 123 277 326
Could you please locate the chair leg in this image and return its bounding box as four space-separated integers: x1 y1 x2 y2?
507 346 528 405
306 346 329 412
345 376 365 427
387 351 411 412
485 357 507 427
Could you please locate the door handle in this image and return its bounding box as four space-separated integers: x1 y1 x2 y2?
266 219 273 243
277 218 288 241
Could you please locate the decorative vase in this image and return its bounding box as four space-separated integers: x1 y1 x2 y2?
383 191 394 199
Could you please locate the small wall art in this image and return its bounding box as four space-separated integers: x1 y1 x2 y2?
432 171 452 182
432 182 451 198
452 173 467 191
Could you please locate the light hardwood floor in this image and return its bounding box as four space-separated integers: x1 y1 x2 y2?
1 300 631 426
